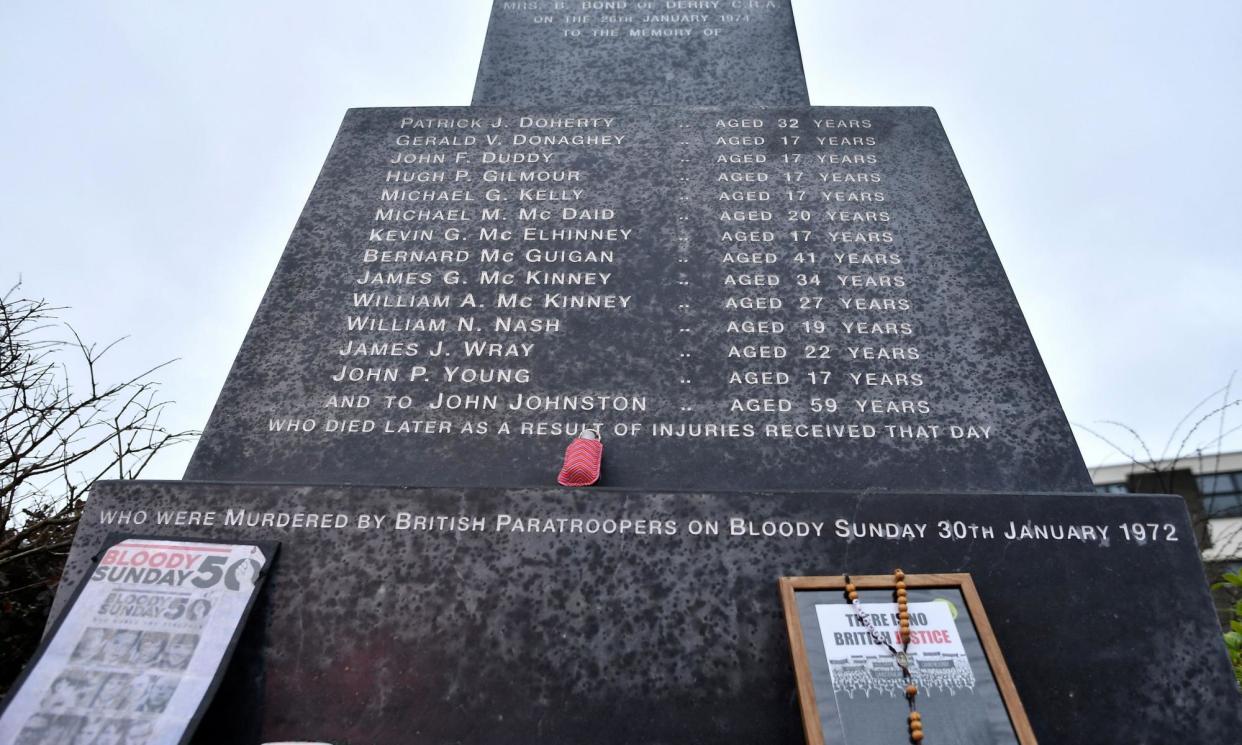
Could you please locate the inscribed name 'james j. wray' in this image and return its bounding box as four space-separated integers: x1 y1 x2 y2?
187 106 1090 493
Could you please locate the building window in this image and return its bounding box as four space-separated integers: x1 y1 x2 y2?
1200 472 1242 518
1096 483 1130 494
1199 473 1240 495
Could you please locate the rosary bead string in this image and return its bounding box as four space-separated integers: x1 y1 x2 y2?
844 570 924 744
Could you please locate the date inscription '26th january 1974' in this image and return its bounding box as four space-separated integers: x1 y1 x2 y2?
472 0 810 106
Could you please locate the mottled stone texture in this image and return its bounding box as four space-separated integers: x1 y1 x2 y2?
473 0 808 105
186 106 1090 492
55 481 1242 744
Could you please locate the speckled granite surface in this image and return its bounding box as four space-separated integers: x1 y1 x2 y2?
185 106 1090 493
52 481 1242 744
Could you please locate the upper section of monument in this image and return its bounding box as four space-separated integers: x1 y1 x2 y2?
185 105 1092 493
472 0 810 106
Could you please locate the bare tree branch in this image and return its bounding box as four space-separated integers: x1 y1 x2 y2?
1197 423 1242 454
1170 401 1242 474
1073 422 1154 475
1213 372 1236 481
1 280 199 693
1097 420 1159 475
1159 383 1232 462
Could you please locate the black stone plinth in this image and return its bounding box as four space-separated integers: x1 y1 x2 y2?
472 0 809 106
186 106 1089 493
54 481 1241 744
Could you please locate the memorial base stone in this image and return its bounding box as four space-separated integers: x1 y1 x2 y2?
53 480 1242 744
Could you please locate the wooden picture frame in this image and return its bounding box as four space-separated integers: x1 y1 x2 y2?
780 573 1037 745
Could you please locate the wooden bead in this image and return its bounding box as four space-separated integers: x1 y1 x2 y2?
896 581 906 591
894 569 905 581
905 684 918 697
910 720 923 731
911 732 924 742
845 583 856 593
909 712 921 722
848 591 859 601
899 611 910 620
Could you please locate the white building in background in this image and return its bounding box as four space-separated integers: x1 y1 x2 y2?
1090 450 1242 563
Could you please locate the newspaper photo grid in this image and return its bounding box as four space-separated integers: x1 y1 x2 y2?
0 537 274 745
815 601 976 699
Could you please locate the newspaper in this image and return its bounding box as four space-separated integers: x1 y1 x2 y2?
0 538 271 745
815 600 976 698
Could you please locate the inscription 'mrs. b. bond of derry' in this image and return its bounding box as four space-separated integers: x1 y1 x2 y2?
186 106 1089 492
504 0 778 39
473 1 808 106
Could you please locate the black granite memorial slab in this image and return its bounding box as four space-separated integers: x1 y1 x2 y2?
187 106 1090 492
55 480 1240 744
472 0 809 106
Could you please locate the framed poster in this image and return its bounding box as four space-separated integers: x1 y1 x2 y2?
780 573 1036 745
0 534 278 745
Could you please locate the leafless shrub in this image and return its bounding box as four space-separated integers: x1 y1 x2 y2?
0 281 197 692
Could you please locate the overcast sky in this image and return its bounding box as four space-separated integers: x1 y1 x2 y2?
1 0 1239 481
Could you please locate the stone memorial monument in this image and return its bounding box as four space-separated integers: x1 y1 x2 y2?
35 2 1241 743
185 0 1088 493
